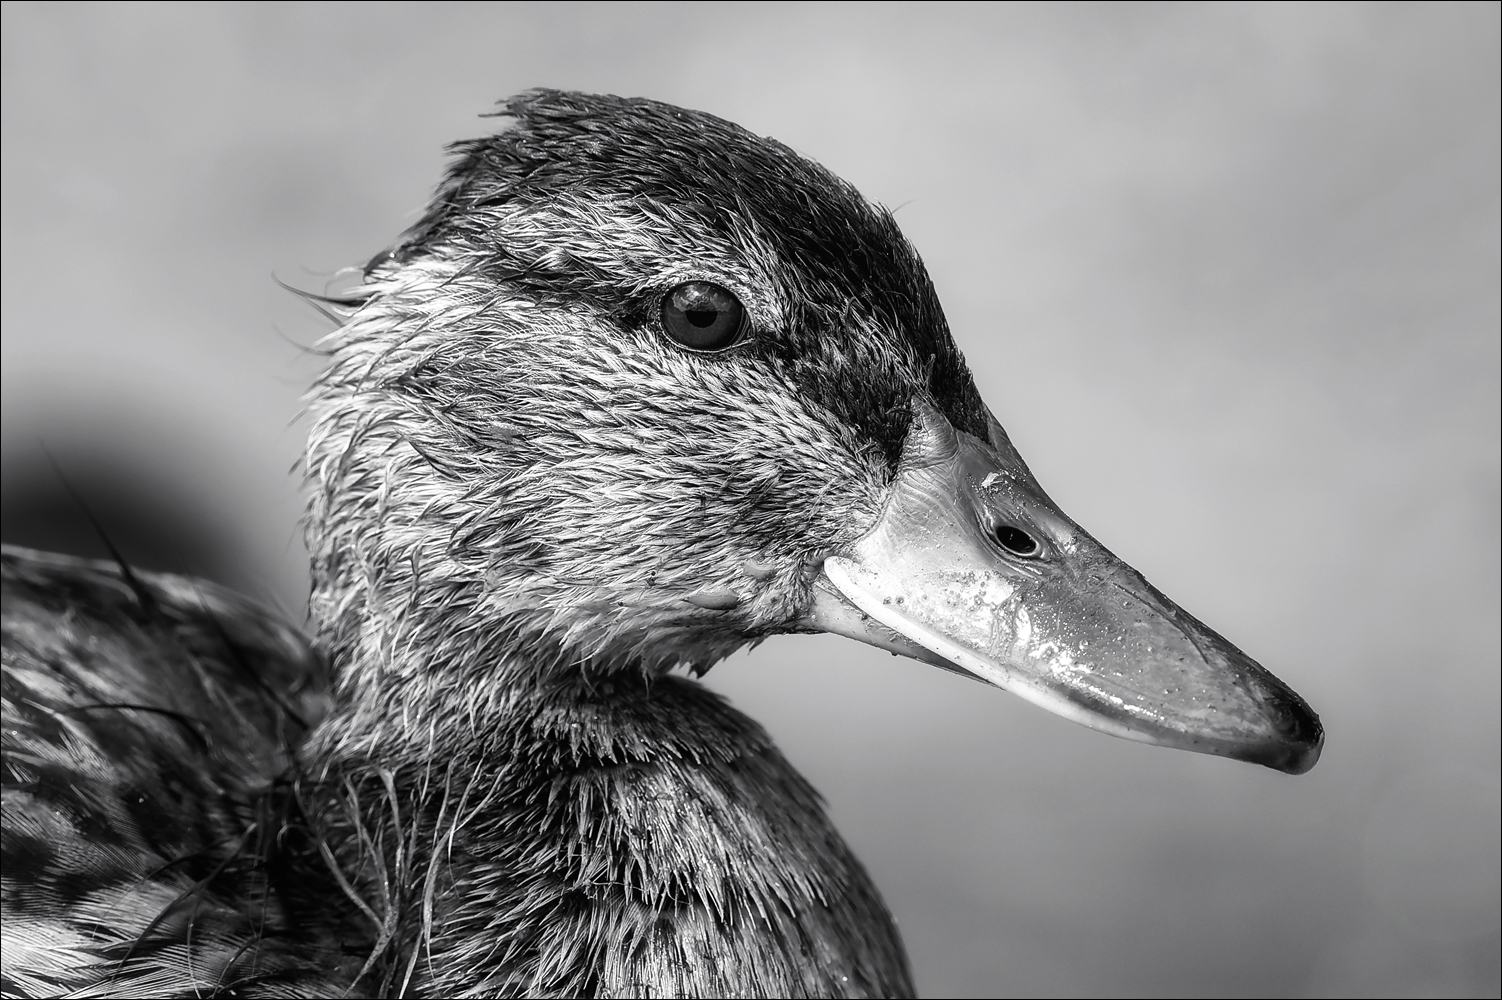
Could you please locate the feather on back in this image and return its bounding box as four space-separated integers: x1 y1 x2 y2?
0 546 353 998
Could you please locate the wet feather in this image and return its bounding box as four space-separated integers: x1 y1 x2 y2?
0 90 988 997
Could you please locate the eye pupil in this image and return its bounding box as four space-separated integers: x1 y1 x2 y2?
994 525 1039 556
662 281 745 350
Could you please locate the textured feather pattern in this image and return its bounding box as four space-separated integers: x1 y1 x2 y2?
306 673 910 997
0 547 349 998
1 549 911 997
0 89 998 996
292 92 941 991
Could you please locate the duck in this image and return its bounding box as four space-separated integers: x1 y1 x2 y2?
0 90 1323 999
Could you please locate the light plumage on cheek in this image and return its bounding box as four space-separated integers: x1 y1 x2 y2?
307 260 890 671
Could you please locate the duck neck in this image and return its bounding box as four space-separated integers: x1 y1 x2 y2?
310 633 547 766
301 624 641 990
298 599 910 996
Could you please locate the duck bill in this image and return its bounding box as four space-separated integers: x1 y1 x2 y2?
809 400 1323 774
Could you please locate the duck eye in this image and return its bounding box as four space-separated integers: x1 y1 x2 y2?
661 281 745 351
993 525 1040 557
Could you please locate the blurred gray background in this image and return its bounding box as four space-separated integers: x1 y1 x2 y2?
3 3 1497 997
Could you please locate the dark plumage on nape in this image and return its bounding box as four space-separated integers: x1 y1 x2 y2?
1 89 1322 999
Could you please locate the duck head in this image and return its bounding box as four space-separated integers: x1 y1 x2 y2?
306 90 1321 774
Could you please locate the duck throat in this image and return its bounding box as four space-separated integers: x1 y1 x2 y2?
301 670 914 998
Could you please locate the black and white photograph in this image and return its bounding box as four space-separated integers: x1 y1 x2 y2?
2 4 1497 997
